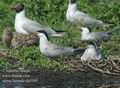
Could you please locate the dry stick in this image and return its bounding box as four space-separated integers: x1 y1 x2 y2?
87 61 120 76
106 59 120 72
67 60 86 71
78 60 89 71
111 59 120 71
97 60 108 68
87 59 98 68
68 63 85 71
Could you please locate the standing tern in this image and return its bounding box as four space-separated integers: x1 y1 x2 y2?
66 0 108 28
80 27 120 42
12 3 67 37
81 42 102 61
35 30 85 57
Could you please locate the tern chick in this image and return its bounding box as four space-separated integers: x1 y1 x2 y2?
2 27 13 47
81 42 102 61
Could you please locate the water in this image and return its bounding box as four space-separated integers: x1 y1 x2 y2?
0 69 120 88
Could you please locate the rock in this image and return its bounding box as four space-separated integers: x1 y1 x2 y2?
2 27 39 48
11 32 39 48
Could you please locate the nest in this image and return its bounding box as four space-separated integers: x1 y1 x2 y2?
65 58 120 76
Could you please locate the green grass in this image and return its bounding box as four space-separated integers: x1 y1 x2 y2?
0 0 120 71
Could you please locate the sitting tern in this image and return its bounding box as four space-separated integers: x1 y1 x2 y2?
81 42 102 61
12 3 67 37
66 0 108 28
36 30 85 57
80 27 120 42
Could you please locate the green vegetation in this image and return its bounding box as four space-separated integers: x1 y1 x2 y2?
0 0 120 71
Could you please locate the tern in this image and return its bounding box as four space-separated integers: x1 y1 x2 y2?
13 3 67 37
66 0 108 28
36 30 85 57
80 27 120 42
81 42 102 61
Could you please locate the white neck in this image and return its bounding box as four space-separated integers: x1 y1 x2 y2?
86 45 96 54
87 45 95 49
15 10 26 20
39 35 49 48
68 3 77 12
82 30 90 35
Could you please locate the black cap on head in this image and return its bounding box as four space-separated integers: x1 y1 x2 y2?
15 3 24 13
87 41 95 46
87 27 92 33
70 0 76 4
37 30 49 40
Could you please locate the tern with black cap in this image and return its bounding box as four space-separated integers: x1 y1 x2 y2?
66 0 108 28
13 3 67 37
35 30 85 58
81 42 102 61
80 27 120 42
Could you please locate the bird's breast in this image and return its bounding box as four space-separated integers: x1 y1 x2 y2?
15 21 28 34
66 10 75 21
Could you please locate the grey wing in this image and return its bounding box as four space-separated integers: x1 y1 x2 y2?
90 32 108 40
76 11 90 17
50 44 74 54
96 48 103 59
73 11 89 22
75 11 103 27
84 18 103 27
22 19 55 35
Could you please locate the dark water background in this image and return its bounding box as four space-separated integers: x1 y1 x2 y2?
0 69 120 88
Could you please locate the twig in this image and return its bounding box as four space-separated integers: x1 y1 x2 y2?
111 59 120 71
87 61 120 76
